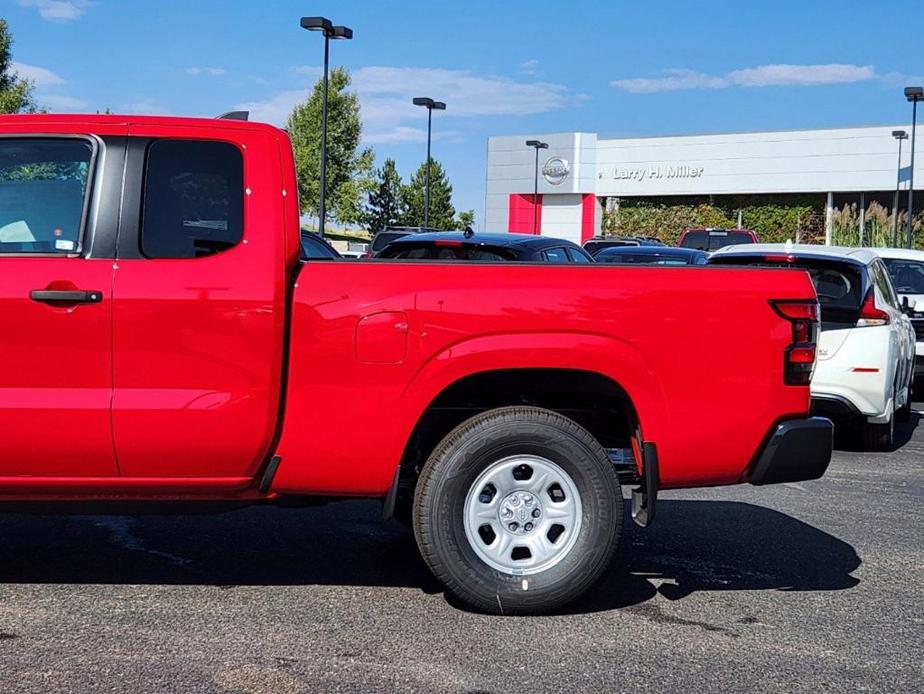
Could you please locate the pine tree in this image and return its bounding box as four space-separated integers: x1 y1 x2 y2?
364 158 404 232
402 158 456 230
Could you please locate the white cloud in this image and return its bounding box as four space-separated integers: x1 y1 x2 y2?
235 89 304 125
364 126 428 145
611 69 727 93
18 0 94 22
12 61 65 88
728 63 876 87
352 67 568 118
185 67 227 77
11 61 85 112
38 93 88 110
611 63 877 93
236 65 572 146
519 59 540 75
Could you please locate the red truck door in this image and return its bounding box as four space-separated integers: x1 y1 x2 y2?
0 135 118 477
110 125 288 481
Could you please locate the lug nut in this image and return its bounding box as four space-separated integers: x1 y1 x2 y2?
508 522 519 532
531 508 541 518
501 507 513 518
524 522 534 531
524 495 534 505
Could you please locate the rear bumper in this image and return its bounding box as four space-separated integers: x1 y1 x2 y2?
811 394 861 420
748 417 833 486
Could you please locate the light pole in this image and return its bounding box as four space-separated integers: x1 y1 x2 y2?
525 140 548 234
904 86 923 248
412 97 446 228
892 130 908 247
301 16 353 237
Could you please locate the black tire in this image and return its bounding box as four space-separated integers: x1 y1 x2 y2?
896 375 913 423
861 413 895 451
896 395 912 424
412 406 623 615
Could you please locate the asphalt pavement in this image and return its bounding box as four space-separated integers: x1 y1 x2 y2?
0 413 921 693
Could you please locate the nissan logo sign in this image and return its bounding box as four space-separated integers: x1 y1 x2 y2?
542 157 570 185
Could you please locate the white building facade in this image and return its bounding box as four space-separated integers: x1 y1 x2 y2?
485 125 924 244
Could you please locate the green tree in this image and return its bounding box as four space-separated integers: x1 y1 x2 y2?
363 158 405 232
286 67 374 226
0 19 36 114
402 158 456 229
456 209 475 230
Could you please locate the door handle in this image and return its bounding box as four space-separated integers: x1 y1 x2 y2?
30 289 103 304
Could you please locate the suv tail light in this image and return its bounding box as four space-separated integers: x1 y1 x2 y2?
771 300 819 385
857 287 889 327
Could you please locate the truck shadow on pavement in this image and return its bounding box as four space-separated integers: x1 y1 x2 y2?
0 499 860 615
565 499 861 615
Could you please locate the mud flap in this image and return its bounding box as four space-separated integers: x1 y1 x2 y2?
631 442 659 528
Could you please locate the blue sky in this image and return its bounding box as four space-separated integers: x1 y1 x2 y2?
6 0 924 226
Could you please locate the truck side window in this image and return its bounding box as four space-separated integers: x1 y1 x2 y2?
141 139 243 258
0 138 93 254
543 247 570 263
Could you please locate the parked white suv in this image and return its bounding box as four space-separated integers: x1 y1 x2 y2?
873 248 924 379
709 244 915 450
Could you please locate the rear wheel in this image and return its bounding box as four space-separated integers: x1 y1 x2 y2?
896 374 913 423
413 406 622 615
861 387 895 451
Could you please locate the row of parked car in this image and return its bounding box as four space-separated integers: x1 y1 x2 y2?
300 226 922 451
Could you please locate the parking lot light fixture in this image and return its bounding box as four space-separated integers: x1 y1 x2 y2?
525 140 549 234
413 98 446 228
904 87 924 248
892 130 909 247
300 16 353 237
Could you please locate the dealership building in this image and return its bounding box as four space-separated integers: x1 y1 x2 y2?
485 125 924 244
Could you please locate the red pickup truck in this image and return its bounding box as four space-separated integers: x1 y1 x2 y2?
0 114 832 614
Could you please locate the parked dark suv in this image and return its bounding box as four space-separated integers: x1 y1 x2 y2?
369 226 443 256
377 232 594 262
595 246 709 265
583 235 665 257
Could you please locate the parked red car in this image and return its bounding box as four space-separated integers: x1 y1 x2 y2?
0 113 831 614
679 227 759 251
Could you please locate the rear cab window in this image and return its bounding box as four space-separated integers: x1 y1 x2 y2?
710 255 865 330
141 139 243 258
371 232 408 253
382 245 510 261
0 137 94 254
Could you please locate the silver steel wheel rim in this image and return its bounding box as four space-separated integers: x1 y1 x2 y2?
463 455 583 576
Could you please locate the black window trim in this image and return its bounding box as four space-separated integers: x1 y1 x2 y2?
0 133 101 258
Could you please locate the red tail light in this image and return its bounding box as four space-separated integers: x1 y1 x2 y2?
771 300 819 386
857 288 889 327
